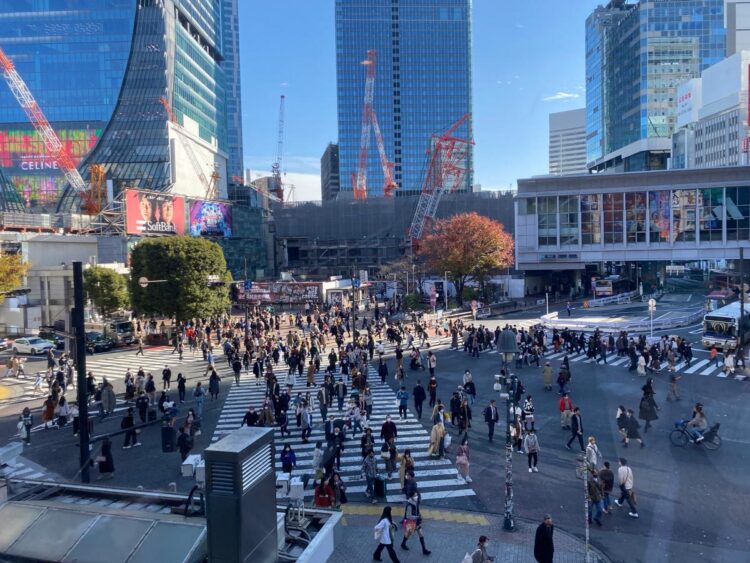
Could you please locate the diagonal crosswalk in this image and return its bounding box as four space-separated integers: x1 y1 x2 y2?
542 350 746 380
211 365 475 504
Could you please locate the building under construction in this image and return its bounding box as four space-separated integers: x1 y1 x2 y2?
273 190 514 278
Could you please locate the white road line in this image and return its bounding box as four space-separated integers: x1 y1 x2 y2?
684 359 709 374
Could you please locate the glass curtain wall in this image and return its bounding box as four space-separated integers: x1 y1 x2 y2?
537 196 558 247
649 191 670 243
581 194 602 244
672 189 697 242
603 193 623 244
559 196 579 246
626 192 647 243
700 188 724 241
726 187 750 241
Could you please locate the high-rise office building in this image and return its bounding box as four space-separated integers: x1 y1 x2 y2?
321 143 340 201
586 0 726 173
726 1 750 55
549 109 587 175
335 0 472 197
221 0 244 183
0 0 243 212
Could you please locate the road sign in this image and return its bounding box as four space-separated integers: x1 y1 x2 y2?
353 278 361 289
648 298 656 312
138 277 149 288
244 280 253 291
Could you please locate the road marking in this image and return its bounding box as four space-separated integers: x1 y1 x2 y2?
700 362 722 376
684 359 709 374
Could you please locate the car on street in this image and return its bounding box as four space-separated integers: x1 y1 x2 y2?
0 337 11 351
85 331 114 354
11 337 54 355
37 328 65 350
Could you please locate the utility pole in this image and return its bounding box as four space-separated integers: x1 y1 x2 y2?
72 262 90 483
741 247 745 356
244 257 249 338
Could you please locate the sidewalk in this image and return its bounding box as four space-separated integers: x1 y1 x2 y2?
330 503 610 563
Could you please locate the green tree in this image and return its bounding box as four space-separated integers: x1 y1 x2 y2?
129 237 232 321
83 266 130 318
0 254 30 304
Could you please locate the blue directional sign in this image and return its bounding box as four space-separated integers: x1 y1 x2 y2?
244 280 253 291
353 278 361 289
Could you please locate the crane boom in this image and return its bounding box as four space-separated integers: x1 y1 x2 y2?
0 47 88 199
371 110 397 197
271 95 285 201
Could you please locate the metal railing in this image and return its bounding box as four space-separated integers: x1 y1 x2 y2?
540 308 704 333
585 290 639 308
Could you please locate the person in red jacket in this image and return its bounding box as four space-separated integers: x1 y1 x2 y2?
559 394 574 430
314 477 334 508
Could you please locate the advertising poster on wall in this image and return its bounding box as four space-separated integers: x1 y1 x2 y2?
235 281 321 304
188 200 233 237
125 189 185 235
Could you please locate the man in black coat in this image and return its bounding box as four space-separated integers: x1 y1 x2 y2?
566 407 585 451
534 514 554 563
412 380 426 419
484 399 499 442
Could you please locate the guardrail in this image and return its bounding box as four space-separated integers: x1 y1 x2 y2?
540 308 704 333
585 290 640 308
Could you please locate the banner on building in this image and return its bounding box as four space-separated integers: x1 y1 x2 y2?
125 189 185 235
235 281 320 304
188 200 233 237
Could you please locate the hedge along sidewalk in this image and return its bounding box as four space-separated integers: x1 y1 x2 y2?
329 504 611 563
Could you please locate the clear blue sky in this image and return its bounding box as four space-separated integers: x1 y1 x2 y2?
239 1 601 200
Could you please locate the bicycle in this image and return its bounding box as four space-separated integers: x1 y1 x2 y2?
669 421 722 450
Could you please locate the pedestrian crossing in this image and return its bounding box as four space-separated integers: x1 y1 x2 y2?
84 348 209 381
210 365 475 504
0 455 58 482
542 350 747 380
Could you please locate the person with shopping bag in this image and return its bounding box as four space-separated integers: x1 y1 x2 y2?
399 490 431 554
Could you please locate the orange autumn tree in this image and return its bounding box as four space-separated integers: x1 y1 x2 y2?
418 212 514 305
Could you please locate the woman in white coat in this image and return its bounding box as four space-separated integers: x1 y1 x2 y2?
373 505 400 562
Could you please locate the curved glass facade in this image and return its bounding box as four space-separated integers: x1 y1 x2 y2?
335 0 473 197
0 0 136 210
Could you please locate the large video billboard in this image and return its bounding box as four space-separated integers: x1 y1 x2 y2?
189 200 232 237
125 189 185 235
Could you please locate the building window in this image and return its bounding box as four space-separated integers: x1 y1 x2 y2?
581 194 601 245
700 188 723 242
672 189 696 242
518 197 535 215
649 191 670 243
537 196 557 247
726 187 750 241
603 193 623 244
559 196 579 246
626 192 647 244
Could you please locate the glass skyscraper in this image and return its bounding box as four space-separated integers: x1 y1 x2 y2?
0 0 243 212
335 0 472 198
586 0 726 171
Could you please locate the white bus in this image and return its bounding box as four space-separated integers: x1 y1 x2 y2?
702 301 750 350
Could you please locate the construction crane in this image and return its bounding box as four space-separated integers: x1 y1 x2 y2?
87 164 106 214
408 114 474 247
0 46 99 213
159 96 219 200
352 50 398 200
271 95 285 201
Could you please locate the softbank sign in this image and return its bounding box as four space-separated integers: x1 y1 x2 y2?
19 158 59 171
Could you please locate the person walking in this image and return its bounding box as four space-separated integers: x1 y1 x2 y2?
542 362 553 391
208 370 221 400
615 457 639 518
372 506 400 562
400 490 431 555
666 371 681 402
533 514 555 563
121 407 141 448
427 375 438 408
559 393 573 430
135 335 144 356
588 474 604 527
522 395 535 431
623 409 645 448
585 436 602 471
565 407 585 451
599 461 615 514
484 399 499 443
19 407 32 445
280 444 297 475
193 382 206 419
162 365 172 391
396 386 409 421
638 378 659 433
413 380 426 420
95 437 115 480
361 449 379 504
177 373 186 403
523 428 540 473
455 434 472 483
469 535 495 562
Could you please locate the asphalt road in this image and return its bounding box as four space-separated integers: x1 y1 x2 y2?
1 296 748 563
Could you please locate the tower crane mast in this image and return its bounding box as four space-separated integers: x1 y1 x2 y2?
271 95 285 201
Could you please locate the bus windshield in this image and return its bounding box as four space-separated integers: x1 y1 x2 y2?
703 316 736 338
111 321 134 334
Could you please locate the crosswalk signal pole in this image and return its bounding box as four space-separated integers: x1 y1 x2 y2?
72 261 90 483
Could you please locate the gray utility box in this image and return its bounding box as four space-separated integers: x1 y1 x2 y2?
204 427 276 563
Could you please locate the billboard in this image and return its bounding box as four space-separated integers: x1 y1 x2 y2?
676 78 701 129
125 189 185 235
235 281 320 304
189 200 233 237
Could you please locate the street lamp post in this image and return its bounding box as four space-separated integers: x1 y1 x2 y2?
444 271 450 311
499 328 519 532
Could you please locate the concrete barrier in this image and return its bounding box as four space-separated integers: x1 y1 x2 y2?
540 309 704 334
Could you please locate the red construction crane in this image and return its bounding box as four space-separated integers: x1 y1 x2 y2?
408 114 473 247
271 95 285 201
0 47 98 212
352 50 398 200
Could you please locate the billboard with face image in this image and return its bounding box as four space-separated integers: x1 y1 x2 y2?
125 189 185 235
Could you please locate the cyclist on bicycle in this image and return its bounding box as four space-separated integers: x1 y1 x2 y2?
685 404 707 443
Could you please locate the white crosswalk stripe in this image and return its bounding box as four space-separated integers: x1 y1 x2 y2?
542 348 747 380
211 365 474 503
84 348 208 381
1 456 58 482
